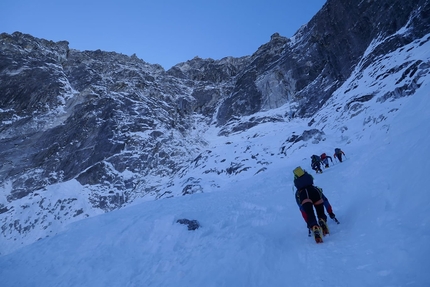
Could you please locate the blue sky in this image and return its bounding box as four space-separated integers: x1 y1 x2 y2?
1 0 326 69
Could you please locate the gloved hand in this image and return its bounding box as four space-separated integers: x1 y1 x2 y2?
329 213 336 219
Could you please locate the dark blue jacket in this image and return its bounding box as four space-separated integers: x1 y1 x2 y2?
294 172 314 190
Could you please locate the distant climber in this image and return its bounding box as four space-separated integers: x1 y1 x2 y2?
320 153 333 168
311 155 323 173
333 148 346 162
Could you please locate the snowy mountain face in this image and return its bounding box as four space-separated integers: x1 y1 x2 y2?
0 0 429 255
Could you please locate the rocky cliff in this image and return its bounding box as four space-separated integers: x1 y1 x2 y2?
0 0 429 254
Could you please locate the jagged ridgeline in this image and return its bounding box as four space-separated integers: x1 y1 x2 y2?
0 0 429 254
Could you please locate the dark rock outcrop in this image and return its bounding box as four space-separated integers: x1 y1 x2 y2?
176 218 200 230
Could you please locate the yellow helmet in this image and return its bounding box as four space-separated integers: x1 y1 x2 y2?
293 166 305 178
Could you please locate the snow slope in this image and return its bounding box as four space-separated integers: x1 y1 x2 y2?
0 75 429 287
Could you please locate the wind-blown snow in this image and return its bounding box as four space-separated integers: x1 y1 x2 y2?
0 67 429 286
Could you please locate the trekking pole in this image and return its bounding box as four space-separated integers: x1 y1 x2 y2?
308 228 311 237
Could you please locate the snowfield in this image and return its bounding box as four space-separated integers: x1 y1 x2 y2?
0 76 429 287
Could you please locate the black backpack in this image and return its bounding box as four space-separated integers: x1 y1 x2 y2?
294 170 314 190
311 155 320 163
335 148 341 154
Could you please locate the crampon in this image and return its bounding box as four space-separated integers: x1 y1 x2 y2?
312 225 323 243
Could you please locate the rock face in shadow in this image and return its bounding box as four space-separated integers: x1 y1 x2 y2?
216 0 430 124
0 0 429 207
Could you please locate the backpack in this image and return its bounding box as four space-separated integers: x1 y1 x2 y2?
335 148 341 154
293 167 314 189
311 155 320 163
